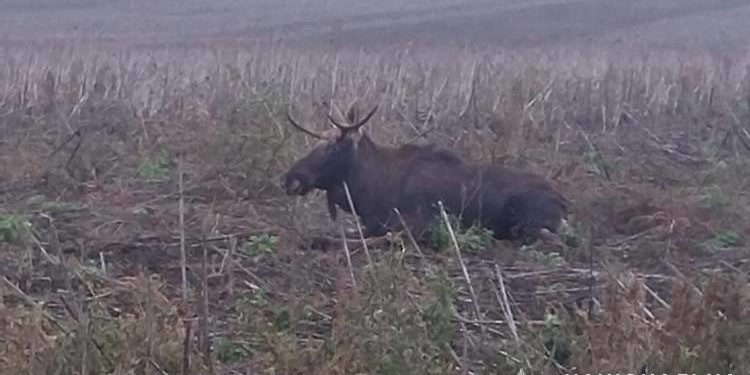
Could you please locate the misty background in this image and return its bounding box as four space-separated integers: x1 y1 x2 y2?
2 0 749 54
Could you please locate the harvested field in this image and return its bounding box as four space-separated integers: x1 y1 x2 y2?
1 1 750 374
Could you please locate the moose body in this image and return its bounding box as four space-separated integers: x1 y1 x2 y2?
282 103 568 244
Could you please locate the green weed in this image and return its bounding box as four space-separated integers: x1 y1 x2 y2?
428 215 494 253
321 254 458 375
215 337 251 364
241 234 279 257
701 184 730 209
522 249 567 267
136 149 172 183
38 201 86 214
0 214 32 244
703 230 743 250
422 270 458 348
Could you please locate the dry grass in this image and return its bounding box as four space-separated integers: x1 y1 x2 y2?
1 43 749 374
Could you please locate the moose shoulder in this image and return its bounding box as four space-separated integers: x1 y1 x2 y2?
282 103 568 245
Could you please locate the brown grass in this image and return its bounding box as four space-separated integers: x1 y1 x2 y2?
0 43 749 374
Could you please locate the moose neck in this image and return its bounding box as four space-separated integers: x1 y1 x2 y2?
331 133 382 212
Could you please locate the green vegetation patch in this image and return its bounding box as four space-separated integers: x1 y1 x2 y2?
136 149 172 183
0 214 32 244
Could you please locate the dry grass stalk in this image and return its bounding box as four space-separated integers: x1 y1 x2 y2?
493 265 519 342
493 264 533 370
226 236 236 297
79 303 89 375
178 154 188 300
0 44 749 374
438 201 483 325
149 359 170 375
182 318 192 375
58 294 114 370
199 241 213 373
339 218 357 289
98 251 106 275
643 283 670 309
1 276 63 331
393 207 423 256
342 181 372 265
143 271 156 371
28 226 60 266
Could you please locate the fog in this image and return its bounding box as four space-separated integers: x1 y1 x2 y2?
2 0 749 53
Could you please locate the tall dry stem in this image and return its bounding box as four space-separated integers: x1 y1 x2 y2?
342 181 372 265
178 154 188 300
339 218 357 289
438 201 482 325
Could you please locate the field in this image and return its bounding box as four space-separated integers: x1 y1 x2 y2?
1 1 750 374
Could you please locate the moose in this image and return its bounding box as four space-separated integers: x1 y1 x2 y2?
281 102 568 245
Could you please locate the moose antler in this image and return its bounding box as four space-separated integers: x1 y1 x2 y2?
326 105 379 132
285 111 325 139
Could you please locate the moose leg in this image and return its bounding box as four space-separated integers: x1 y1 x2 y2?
501 190 566 245
359 207 429 240
510 223 540 246
384 208 425 241
356 212 393 238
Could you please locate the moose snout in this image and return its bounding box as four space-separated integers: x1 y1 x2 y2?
282 172 311 196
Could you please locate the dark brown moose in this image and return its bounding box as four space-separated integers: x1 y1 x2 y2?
281 102 568 245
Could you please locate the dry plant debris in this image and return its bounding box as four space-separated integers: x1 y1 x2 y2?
0 44 749 374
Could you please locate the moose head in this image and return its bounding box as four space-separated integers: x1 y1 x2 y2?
281 102 379 197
